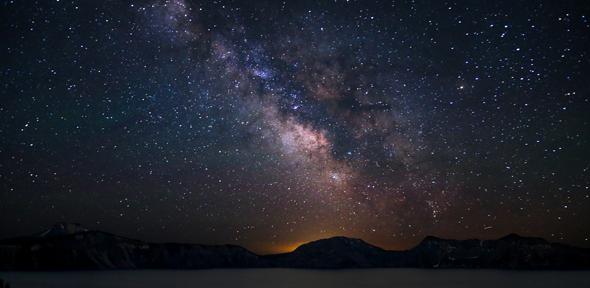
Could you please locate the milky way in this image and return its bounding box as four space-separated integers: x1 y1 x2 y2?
1 0 589 253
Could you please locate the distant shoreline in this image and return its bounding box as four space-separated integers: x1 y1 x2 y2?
1 224 589 271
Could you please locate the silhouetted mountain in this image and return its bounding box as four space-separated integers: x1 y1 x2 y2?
404 233 590 269
34 222 89 238
265 236 391 268
1 224 589 270
0 226 260 270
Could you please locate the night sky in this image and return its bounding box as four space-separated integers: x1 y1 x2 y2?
1 0 589 254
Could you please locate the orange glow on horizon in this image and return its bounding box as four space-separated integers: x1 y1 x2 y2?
273 241 306 254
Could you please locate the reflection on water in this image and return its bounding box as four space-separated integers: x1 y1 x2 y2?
1 269 590 288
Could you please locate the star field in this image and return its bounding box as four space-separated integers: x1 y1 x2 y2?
1 0 589 254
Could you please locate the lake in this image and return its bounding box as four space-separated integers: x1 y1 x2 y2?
1 269 590 288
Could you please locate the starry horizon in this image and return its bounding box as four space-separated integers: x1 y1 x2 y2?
1 0 589 254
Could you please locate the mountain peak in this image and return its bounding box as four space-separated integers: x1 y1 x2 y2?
497 233 548 244
499 233 523 240
313 236 365 243
274 236 389 268
293 236 383 253
420 235 444 242
36 222 89 237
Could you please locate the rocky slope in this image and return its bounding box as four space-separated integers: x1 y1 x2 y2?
401 234 590 269
0 223 260 270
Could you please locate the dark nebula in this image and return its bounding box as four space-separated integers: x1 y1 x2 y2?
1 0 589 254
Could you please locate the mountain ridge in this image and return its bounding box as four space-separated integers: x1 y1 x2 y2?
1 223 589 270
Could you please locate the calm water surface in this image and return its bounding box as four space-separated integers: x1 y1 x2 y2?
1 269 590 288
